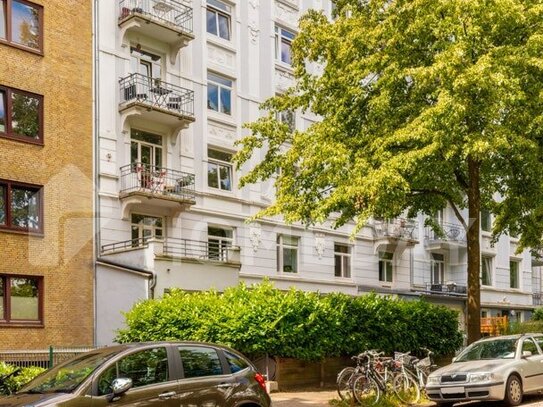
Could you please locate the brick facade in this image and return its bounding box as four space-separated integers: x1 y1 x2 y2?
0 0 94 349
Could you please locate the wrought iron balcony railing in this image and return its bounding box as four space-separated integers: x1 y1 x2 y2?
119 73 195 118
101 237 148 254
164 238 231 262
373 218 418 240
119 0 193 34
119 163 195 201
425 282 467 294
534 292 542 306
425 222 466 243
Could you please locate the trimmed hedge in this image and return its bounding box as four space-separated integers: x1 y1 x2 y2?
116 281 463 360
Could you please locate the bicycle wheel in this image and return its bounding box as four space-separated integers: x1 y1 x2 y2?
336 367 356 401
353 375 380 406
393 373 420 404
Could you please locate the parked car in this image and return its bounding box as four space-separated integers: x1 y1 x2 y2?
0 341 271 406
426 333 543 406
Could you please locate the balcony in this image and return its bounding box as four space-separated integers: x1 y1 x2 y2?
424 222 466 251
372 218 418 254
119 74 195 134
118 0 194 62
100 237 241 293
425 282 467 296
534 292 542 306
118 163 195 219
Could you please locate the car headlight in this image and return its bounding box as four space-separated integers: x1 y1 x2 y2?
469 373 494 383
427 376 441 385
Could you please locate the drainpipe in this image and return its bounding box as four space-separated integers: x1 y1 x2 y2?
92 0 100 347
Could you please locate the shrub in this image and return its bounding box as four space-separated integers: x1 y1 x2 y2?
532 307 543 321
0 362 45 395
116 281 463 360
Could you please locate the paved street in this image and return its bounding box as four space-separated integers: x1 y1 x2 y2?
270 391 543 407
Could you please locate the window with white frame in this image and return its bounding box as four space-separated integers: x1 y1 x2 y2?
378 251 393 283
431 253 445 284
208 226 233 261
481 209 492 232
131 214 163 243
207 72 232 115
277 235 299 273
275 25 295 65
276 109 295 132
481 255 493 286
207 148 233 191
510 260 520 289
130 47 162 79
206 0 231 40
334 244 351 278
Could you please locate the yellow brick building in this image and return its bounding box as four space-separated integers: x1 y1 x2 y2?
0 0 94 349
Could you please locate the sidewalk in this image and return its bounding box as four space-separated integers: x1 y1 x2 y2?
270 390 337 406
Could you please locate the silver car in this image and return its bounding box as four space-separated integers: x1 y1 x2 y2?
426 333 543 406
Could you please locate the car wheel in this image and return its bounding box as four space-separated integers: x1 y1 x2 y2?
504 374 523 406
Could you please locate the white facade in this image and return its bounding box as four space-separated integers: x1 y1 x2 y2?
94 0 542 345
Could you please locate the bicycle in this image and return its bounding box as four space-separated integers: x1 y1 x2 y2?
336 352 371 401
391 351 421 404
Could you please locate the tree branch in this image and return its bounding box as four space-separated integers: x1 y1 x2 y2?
410 189 468 230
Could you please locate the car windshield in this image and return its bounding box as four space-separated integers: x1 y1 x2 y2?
455 338 518 362
19 349 121 394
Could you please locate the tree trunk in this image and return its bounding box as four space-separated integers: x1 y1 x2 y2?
466 157 481 344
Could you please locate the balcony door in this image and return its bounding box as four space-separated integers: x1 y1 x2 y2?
131 213 164 243
431 253 445 285
130 47 162 79
131 129 163 171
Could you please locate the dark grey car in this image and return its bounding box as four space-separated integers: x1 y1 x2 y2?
0 341 272 407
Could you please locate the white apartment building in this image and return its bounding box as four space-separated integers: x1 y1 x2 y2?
94 0 543 345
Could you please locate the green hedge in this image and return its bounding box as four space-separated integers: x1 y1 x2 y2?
116 281 463 360
0 362 45 395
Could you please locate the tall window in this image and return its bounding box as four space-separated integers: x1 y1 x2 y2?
207 72 232 115
131 214 163 243
431 253 445 284
208 226 233 261
0 86 43 144
277 235 299 273
510 260 520 289
0 180 42 233
275 25 295 65
334 244 351 278
206 0 231 40
0 275 42 324
276 109 295 132
207 148 233 191
378 251 393 282
481 209 492 232
130 129 163 169
481 255 493 286
130 47 162 79
0 0 43 52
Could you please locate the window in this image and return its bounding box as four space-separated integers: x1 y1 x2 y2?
97 347 169 395
130 47 162 79
0 0 43 52
334 244 351 278
207 148 233 191
131 214 163 243
0 275 42 324
178 346 223 378
275 25 295 65
510 260 520 289
277 235 299 273
0 180 42 233
431 253 445 284
522 339 539 356
207 72 232 115
206 0 231 40
208 226 233 260
378 251 393 282
481 209 492 232
277 109 295 132
0 86 43 144
224 351 248 374
481 255 493 286
131 129 163 169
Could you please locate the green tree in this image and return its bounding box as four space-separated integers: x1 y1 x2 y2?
234 0 543 344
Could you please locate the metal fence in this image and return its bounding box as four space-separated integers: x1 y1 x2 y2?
119 0 193 34
425 222 466 242
164 238 230 261
373 218 418 240
119 73 195 118
0 346 97 369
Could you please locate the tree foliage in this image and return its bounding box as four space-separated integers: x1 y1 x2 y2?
234 0 543 343
116 282 462 360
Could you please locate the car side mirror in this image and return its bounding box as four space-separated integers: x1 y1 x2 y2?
522 351 532 358
111 377 132 396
